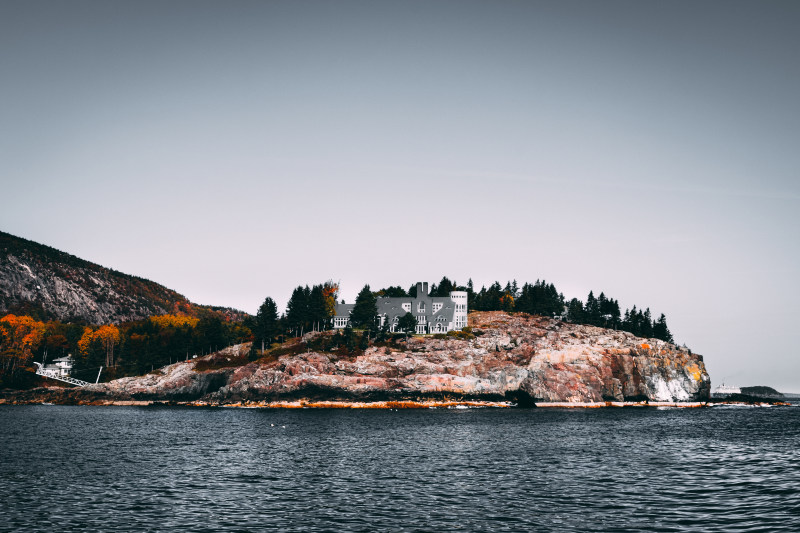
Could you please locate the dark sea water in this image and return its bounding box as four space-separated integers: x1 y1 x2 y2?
1 404 798 532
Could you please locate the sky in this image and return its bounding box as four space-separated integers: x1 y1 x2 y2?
1 0 798 391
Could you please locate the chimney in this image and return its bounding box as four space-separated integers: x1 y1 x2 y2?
416 282 423 296
422 282 428 296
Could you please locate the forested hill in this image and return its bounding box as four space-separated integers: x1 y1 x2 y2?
0 231 245 325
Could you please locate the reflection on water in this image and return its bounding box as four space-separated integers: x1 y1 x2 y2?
1 405 798 532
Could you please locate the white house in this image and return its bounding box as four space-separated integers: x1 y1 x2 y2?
334 282 468 334
44 355 74 377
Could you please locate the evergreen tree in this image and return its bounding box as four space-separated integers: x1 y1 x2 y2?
342 323 356 352
566 298 584 323
466 279 476 309
585 291 600 325
194 313 228 353
358 330 369 350
254 297 279 351
398 312 417 336
350 284 378 329
641 308 654 338
652 313 674 343
376 315 391 341
285 285 309 336
597 292 608 323
515 283 533 314
428 282 438 297
435 276 455 296
484 282 503 310
308 284 327 331
473 285 487 311
378 286 408 297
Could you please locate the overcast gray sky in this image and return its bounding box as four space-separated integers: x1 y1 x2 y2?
2 0 798 391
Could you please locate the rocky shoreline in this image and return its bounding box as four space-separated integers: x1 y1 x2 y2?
2 312 715 407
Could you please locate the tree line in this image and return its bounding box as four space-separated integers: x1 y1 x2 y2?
322 275 673 344
1 275 676 387
462 277 673 343
0 311 252 387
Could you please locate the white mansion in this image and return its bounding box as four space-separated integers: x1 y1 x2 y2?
333 282 468 334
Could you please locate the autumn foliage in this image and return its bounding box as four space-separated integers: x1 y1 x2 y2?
78 325 121 367
0 314 46 374
150 314 200 329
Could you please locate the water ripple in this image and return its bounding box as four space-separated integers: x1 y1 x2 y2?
1 405 799 532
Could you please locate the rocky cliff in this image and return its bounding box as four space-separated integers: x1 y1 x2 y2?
5 312 710 405
0 231 243 324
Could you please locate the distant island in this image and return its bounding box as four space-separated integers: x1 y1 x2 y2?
3 311 710 407
2 230 712 406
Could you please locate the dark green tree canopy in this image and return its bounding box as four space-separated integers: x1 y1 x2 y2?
397 312 417 335
254 297 279 345
350 284 378 329
378 286 408 297
285 285 309 334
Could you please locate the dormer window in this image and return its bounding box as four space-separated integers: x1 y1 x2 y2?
418 302 426 313
432 303 442 313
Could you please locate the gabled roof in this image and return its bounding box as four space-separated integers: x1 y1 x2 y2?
334 303 355 317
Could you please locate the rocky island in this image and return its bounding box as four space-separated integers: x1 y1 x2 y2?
2 311 710 407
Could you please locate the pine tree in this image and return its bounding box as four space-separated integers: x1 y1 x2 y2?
566 298 584 323
398 312 417 336
343 324 356 352
254 297 279 352
585 291 600 325
515 283 533 315
376 315 391 341
436 276 454 296
429 282 438 296
285 286 309 336
350 284 378 329
358 330 369 350
641 308 654 338
652 313 674 343
379 286 407 297
485 282 503 310
308 284 327 331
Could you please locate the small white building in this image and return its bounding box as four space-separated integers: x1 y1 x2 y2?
45 355 74 377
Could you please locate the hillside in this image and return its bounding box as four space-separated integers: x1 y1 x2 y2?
3 312 711 405
0 231 245 324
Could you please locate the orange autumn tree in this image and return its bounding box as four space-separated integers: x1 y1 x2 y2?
322 281 339 321
94 325 121 367
77 326 94 359
77 325 121 367
150 314 200 329
500 292 515 312
0 314 46 375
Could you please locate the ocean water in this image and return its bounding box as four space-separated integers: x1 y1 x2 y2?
1 405 798 532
